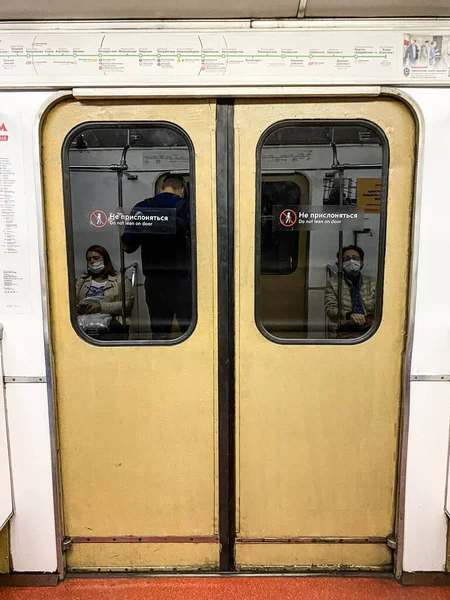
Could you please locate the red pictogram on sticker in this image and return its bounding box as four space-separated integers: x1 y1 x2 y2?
89 210 108 228
279 209 297 227
0 123 8 141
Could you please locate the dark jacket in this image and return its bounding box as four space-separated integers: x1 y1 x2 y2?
121 192 191 274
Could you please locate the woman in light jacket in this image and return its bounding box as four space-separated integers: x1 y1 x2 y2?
325 245 376 339
76 245 134 334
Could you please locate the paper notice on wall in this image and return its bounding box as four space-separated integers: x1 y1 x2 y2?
0 112 31 314
357 178 382 214
403 32 450 81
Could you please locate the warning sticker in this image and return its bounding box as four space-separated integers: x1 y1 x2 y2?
273 205 364 231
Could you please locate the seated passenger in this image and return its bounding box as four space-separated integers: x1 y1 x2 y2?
76 245 134 337
324 245 376 339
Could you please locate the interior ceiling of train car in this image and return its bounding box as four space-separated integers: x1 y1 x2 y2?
73 125 381 149
0 0 449 20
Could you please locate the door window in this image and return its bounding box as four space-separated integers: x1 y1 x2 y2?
63 123 196 344
256 121 388 343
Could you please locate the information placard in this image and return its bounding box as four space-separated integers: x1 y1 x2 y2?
273 204 364 231
0 110 31 314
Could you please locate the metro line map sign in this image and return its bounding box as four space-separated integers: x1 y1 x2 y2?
1 27 449 85
0 31 395 80
0 29 411 85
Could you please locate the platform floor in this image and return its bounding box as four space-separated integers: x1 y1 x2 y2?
2 577 450 599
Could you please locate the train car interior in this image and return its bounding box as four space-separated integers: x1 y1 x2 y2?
67 122 383 343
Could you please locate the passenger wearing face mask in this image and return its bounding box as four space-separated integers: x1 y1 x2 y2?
324 245 376 338
76 245 134 335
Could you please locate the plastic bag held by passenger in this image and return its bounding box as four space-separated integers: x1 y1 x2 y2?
77 295 111 333
78 313 112 334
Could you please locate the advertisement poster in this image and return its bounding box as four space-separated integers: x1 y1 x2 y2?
403 32 450 81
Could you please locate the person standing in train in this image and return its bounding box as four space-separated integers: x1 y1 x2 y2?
324 245 376 339
121 174 191 340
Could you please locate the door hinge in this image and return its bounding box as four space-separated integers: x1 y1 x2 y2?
386 533 397 550
62 536 73 553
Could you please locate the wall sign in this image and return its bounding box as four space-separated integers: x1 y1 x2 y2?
356 178 382 215
0 27 449 86
0 110 31 314
273 205 364 231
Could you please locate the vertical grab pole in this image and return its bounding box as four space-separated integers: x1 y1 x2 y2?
117 165 127 328
337 168 344 327
331 130 344 328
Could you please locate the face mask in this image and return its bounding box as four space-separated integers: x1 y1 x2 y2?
343 259 362 274
88 261 105 274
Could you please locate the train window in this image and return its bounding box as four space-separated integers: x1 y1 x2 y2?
63 123 195 344
261 178 303 276
256 120 388 343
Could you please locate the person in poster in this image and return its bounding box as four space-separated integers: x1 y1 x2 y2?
419 39 431 64
404 39 418 66
430 40 441 67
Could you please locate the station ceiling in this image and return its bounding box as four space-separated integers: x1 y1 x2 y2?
0 0 449 20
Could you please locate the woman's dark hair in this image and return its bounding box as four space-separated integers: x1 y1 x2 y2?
338 245 364 261
86 245 116 276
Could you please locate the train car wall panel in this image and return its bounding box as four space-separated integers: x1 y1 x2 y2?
403 382 450 572
401 88 450 573
6 382 57 572
407 89 450 377
0 91 59 573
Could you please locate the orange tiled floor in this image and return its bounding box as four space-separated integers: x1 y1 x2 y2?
1 577 450 600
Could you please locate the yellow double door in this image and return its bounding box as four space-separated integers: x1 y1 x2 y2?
43 97 415 573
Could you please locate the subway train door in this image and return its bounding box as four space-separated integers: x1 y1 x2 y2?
234 97 415 570
42 100 219 572
43 96 415 574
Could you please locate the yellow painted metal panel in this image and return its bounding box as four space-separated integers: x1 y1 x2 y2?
42 100 218 568
236 543 391 570
68 543 219 571
0 526 9 573
235 98 415 567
